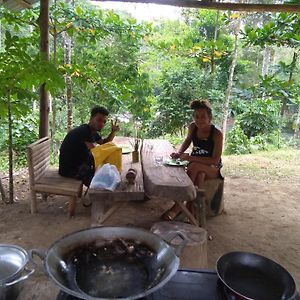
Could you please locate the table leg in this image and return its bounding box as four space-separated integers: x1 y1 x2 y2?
91 200 126 226
195 190 206 228
174 199 199 226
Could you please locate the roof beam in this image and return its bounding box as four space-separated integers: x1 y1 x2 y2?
96 0 300 12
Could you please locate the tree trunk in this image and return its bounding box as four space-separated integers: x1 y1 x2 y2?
281 51 298 116
294 104 300 139
38 0 50 138
261 46 271 76
51 31 57 139
210 10 219 74
222 17 240 146
64 0 73 131
255 47 260 81
0 20 2 50
64 31 73 131
51 0 58 140
0 178 7 203
7 94 14 204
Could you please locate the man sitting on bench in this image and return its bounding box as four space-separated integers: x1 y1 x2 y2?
59 106 120 186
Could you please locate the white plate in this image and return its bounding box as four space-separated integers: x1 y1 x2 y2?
164 158 188 167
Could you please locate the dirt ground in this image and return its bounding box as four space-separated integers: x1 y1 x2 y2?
0 154 299 299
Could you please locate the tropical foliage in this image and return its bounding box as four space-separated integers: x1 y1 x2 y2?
0 3 299 170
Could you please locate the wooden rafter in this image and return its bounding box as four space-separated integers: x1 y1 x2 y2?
96 0 300 12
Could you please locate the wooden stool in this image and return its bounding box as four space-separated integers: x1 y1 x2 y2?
203 178 224 217
150 221 208 269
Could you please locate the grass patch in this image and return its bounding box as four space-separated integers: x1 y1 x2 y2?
222 148 300 182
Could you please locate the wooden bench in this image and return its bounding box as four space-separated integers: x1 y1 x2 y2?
89 148 144 226
27 137 83 217
203 178 224 217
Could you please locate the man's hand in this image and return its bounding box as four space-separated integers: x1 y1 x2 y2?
111 119 120 133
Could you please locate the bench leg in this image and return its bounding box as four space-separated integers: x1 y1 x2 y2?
68 196 77 218
30 189 38 214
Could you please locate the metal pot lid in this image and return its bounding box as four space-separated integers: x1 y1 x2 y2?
0 244 28 284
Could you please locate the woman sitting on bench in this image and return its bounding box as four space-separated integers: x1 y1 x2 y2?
162 99 223 221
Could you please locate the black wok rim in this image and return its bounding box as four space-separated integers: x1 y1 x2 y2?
216 251 297 300
45 226 180 300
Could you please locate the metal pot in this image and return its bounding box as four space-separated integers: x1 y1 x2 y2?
216 251 297 300
0 244 35 300
30 226 187 300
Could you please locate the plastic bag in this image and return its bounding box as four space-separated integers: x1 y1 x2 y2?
90 163 121 191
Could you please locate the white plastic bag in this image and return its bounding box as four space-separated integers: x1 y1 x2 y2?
90 163 121 191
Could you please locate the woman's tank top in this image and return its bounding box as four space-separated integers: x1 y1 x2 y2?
191 124 215 157
191 124 222 169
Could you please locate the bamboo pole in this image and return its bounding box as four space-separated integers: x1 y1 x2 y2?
95 0 300 12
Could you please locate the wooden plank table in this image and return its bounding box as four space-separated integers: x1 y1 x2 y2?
141 139 206 227
89 139 144 226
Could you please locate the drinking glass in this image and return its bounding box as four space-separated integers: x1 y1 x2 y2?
155 155 163 166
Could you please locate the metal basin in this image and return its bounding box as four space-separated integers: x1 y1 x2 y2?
0 244 34 300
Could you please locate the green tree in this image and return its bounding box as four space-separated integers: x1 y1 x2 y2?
242 12 300 130
0 32 63 203
48 2 152 136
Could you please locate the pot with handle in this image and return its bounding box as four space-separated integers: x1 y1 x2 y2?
30 226 188 300
216 251 297 300
0 244 35 300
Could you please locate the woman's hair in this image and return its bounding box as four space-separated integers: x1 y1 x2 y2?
190 99 212 119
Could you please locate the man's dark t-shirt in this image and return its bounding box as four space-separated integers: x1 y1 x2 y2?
59 124 101 183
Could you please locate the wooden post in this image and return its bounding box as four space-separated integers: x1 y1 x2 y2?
38 0 50 138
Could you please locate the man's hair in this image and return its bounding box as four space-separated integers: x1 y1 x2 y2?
90 106 109 117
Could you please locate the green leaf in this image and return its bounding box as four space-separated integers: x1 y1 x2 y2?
75 5 83 16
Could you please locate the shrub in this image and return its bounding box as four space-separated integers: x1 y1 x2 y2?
225 122 251 154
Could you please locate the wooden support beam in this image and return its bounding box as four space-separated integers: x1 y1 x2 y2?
38 0 50 138
96 0 300 12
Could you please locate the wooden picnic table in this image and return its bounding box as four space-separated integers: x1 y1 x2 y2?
89 138 206 227
141 139 206 227
89 137 144 226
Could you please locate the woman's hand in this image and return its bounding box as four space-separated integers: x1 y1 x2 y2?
170 152 181 159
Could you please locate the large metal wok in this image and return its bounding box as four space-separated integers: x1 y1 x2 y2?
216 251 297 300
30 226 187 300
